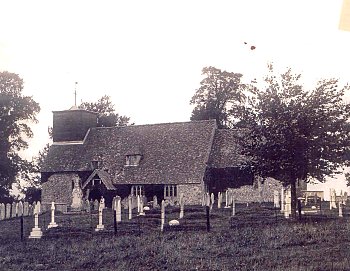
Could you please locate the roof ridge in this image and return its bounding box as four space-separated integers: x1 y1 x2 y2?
91 119 216 130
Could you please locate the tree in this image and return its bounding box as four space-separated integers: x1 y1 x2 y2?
0 71 40 202
190 66 245 129
79 95 131 127
235 65 350 217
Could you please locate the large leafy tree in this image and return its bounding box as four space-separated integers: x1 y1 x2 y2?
190 66 245 129
235 65 350 217
79 95 131 127
0 71 40 202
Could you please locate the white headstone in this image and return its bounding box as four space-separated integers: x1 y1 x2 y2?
95 204 105 231
29 203 43 239
339 202 343 217
161 200 165 232
128 196 132 220
5 203 11 219
17 201 23 217
153 195 158 209
11 202 16 217
100 196 105 209
23 202 29 216
0 203 5 220
48 202 58 229
116 197 122 222
273 190 280 208
280 187 285 213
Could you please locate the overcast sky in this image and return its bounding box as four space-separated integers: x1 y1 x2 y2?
1 0 350 197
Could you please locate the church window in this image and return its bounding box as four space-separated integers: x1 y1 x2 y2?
131 185 144 196
164 185 177 198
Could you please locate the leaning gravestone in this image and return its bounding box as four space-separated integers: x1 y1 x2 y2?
6 203 11 219
0 203 5 220
11 202 17 217
23 202 29 216
17 201 23 217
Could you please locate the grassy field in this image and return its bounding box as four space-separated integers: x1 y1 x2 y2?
1 204 350 271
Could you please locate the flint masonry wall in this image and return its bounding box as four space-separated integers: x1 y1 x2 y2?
41 173 77 212
229 178 283 203
177 184 202 205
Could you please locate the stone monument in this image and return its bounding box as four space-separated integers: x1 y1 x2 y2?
71 176 83 211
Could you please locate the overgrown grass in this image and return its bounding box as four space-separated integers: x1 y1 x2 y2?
1 204 350 270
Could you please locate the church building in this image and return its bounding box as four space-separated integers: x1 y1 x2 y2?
41 107 283 211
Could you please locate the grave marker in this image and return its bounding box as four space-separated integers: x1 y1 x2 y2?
6 203 11 219
179 193 184 219
153 195 158 209
94 199 99 211
161 200 165 232
339 202 343 217
280 187 285 213
48 202 58 229
232 197 236 216
95 204 104 231
116 196 122 222
139 197 145 216
18 201 23 217
0 203 5 220
128 196 132 220
11 202 16 217
23 202 29 216
29 203 43 239
273 190 280 208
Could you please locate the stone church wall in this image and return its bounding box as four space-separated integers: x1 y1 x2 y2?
177 183 203 205
41 173 77 212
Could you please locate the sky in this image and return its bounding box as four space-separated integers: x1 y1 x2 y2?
1 0 350 198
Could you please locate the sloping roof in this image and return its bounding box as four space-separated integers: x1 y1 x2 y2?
208 129 248 168
82 169 116 190
42 120 217 185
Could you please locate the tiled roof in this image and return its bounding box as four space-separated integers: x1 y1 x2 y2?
42 120 217 185
82 169 116 190
208 129 248 168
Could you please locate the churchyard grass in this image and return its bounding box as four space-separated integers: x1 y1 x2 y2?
1 204 350 270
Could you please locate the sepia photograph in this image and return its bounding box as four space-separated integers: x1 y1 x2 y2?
1 0 350 270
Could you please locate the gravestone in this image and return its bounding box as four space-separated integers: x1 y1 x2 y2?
116 196 121 222
95 204 104 231
273 190 280 208
18 201 23 217
112 196 117 211
100 196 105 209
29 203 43 239
161 200 165 232
128 196 132 220
85 199 91 212
37 201 41 214
139 197 145 216
153 195 158 209
48 202 58 228
0 203 5 220
28 204 34 216
280 187 285 213
11 202 17 217
210 193 214 210
23 202 29 216
232 197 236 216
94 199 99 211
179 193 184 219
339 202 343 217
137 195 141 213
6 203 11 219
225 190 229 208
